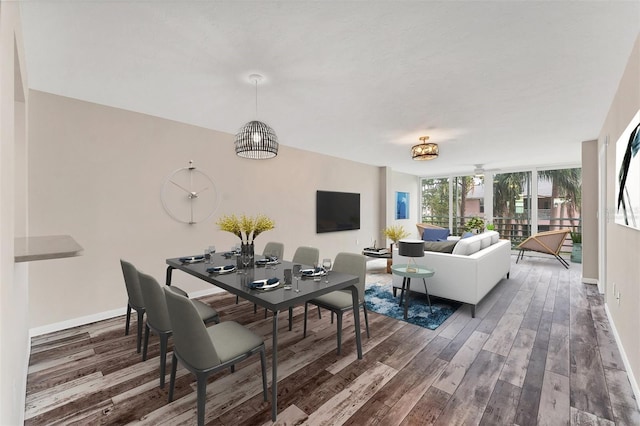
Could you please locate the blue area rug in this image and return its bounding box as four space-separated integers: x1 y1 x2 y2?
365 283 461 330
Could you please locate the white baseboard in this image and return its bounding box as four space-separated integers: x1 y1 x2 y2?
582 277 598 285
605 303 640 410
28 287 225 338
29 307 126 338
187 287 225 299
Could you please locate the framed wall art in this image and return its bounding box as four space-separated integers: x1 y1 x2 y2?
615 108 640 229
396 191 409 220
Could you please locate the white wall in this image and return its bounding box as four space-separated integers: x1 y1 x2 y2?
0 2 30 424
599 33 640 402
27 90 383 328
388 170 420 241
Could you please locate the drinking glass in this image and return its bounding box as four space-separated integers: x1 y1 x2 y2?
204 248 211 264
313 262 322 281
293 264 302 292
322 258 332 283
265 251 275 269
283 268 292 290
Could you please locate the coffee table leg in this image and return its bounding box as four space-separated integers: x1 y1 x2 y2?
271 310 279 421
404 278 411 320
422 278 433 313
399 277 406 307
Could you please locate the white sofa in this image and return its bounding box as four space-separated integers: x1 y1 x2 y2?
392 231 511 317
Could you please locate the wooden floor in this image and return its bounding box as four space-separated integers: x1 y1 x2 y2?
25 256 640 425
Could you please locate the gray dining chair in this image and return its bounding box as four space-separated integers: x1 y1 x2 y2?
263 241 285 259
121 259 148 353
293 246 322 319
303 252 370 355
292 245 319 267
138 271 219 388
164 287 267 426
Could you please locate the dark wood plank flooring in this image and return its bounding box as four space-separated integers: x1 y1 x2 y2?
25 256 640 425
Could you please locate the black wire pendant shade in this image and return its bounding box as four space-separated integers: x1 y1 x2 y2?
235 120 279 159
235 74 279 159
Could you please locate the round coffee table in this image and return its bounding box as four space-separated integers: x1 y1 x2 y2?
391 264 435 320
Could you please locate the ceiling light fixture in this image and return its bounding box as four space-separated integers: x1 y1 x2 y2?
411 136 439 161
235 74 279 159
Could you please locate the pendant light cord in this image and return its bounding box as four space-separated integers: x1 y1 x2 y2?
255 78 258 118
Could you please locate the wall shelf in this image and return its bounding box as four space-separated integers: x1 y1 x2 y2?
15 235 83 262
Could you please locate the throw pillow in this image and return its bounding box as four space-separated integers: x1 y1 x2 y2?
461 231 474 239
422 227 450 242
423 240 458 253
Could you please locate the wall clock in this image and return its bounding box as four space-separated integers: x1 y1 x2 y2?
161 161 218 224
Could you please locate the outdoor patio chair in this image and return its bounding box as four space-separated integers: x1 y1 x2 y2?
516 229 571 269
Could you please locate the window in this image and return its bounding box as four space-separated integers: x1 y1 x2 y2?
421 167 582 248
421 178 449 228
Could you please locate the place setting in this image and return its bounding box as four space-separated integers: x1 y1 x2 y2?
206 264 237 274
178 255 206 264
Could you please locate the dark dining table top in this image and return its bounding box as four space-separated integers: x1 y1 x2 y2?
166 253 358 312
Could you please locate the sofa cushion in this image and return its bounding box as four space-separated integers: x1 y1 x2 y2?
451 235 482 255
479 233 492 249
423 240 458 253
488 230 499 244
422 228 450 242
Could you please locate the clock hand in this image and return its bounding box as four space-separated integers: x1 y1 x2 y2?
170 180 193 195
193 186 209 196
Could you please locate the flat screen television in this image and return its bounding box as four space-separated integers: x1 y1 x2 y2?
316 190 361 233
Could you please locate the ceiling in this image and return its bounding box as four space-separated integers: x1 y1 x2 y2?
19 1 640 177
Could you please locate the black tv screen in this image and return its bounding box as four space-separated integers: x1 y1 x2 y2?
316 190 361 233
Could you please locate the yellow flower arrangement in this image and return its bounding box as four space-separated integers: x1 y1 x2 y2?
383 225 410 244
217 214 275 243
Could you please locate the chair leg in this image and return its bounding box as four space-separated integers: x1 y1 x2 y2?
264 308 268 319
336 312 343 355
168 353 178 402
159 333 168 388
196 373 207 426
331 312 334 324
362 303 370 338
142 324 150 361
136 309 144 354
125 304 131 335
235 295 239 304
303 303 309 338
231 365 235 373
317 306 322 319
260 347 268 401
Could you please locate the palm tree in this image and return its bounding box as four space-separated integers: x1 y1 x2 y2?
538 168 581 231
493 172 530 241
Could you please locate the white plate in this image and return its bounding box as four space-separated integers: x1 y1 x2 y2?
181 257 204 264
209 266 236 274
301 268 326 277
250 279 280 290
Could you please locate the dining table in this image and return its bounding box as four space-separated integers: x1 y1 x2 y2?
165 252 363 422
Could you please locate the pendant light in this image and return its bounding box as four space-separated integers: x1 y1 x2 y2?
235 74 279 159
